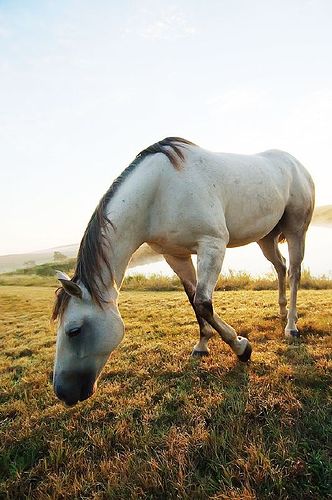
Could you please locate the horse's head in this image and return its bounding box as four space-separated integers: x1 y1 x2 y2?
53 271 124 406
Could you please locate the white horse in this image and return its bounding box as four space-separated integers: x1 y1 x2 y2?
53 137 315 406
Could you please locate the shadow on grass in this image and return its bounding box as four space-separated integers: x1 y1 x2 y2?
275 339 332 497
0 429 48 483
300 325 331 338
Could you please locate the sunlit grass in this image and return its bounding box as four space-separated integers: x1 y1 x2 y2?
1 266 332 290
0 286 331 498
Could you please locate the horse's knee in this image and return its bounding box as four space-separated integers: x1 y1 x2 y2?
194 295 213 319
288 267 301 282
279 297 287 308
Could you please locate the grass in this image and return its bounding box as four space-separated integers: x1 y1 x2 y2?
1 266 332 290
0 286 331 499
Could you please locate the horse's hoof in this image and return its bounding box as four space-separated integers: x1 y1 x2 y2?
237 342 252 362
191 350 209 357
285 329 300 341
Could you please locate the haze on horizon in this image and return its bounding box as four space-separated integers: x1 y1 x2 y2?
1 0 332 256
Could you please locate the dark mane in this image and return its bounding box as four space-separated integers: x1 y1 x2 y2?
52 137 196 320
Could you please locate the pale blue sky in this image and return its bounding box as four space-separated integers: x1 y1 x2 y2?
1 0 332 254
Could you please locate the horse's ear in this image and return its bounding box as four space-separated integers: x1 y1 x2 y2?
55 270 70 281
55 270 83 299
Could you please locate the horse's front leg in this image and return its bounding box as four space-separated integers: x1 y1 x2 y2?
194 237 252 362
163 254 214 356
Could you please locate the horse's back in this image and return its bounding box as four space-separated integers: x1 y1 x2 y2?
185 146 314 216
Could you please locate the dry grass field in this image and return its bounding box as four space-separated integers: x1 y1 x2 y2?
0 285 331 499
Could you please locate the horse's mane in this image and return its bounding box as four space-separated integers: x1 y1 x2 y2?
52 137 195 320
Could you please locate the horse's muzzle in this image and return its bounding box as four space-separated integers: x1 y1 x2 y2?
53 370 96 406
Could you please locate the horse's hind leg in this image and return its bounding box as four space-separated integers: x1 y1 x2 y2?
163 254 214 356
193 237 252 361
258 234 287 319
283 231 306 338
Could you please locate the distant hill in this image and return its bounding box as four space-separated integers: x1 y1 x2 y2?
311 205 332 226
0 244 78 273
0 243 161 274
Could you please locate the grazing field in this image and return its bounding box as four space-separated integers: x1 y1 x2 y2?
0 286 331 499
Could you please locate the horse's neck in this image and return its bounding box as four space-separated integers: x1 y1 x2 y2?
105 162 158 288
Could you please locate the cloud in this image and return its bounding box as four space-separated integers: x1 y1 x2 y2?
125 5 196 41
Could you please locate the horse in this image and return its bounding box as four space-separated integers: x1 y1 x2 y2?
52 137 315 406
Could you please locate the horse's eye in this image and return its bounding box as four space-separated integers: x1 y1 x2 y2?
67 327 81 338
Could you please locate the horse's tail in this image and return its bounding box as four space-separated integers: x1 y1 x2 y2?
278 233 286 244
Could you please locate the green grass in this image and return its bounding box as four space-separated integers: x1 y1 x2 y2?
0 286 331 499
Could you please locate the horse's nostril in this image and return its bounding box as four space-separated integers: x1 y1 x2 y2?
55 385 66 401
55 386 79 406
79 376 95 402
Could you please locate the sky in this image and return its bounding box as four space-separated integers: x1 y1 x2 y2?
1 0 332 255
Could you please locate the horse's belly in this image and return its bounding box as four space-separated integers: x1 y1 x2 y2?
227 228 274 247
226 205 284 247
